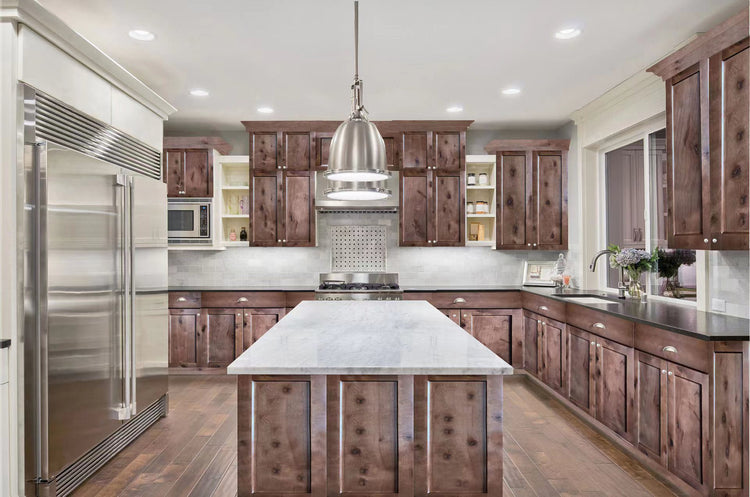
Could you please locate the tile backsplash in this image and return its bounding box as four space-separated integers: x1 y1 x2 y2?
169 212 560 288
709 251 750 318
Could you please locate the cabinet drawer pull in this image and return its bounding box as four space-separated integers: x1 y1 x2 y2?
176 297 187 302
453 297 466 304
592 322 606 330
662 345 678 354
538 305 549 311
237 297 249 303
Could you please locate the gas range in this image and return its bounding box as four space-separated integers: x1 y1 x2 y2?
315 273 403 301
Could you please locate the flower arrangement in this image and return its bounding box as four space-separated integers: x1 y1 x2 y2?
608 245 658 299
656 249 696 298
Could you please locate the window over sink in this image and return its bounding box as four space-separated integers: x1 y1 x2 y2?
603 129 696 301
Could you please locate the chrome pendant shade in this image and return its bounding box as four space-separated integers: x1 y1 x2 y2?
325 1 391 200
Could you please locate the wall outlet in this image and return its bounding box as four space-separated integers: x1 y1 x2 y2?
711 298 726 312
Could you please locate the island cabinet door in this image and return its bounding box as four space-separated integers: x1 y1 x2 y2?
540 318 565 395
523 311 541 378
326 376 414 497
168 308 200 368
566 326 595 415
634 351 668 466
594 335 635 443
414 375 504 497
202 308 242 368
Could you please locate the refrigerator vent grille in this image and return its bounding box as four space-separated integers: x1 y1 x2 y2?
331 226 387 272
54 396 167 497
34 91 162 180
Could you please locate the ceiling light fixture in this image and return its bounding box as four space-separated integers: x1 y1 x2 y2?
446 105 464 113
189 88 209 97
555 27 581 39
501 87 521 95
325 1 391 199
128 29 155 41
257 106 274 114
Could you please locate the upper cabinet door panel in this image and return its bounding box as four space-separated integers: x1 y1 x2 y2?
535 152 566 249
283 132 312 171
402 132 431 172
434 175 463 246
435 132 461 173
315 132 333 170
400 174 430 245
184 149 211 197
252 132 279 172
283 173 315 247
668 67 707 248
165 149 184 196
497 152 528 248
712 42 749 249
251 174 280 246
381 132 402 171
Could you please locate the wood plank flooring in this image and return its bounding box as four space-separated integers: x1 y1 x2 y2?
72 375 687 497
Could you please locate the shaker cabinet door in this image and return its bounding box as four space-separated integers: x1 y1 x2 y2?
433 174 463 246
400 172 431 246
566 326 595 415
168 308 200 368
184 149 212 197
634 351 668 466
523 312 540 377
533 151 567 250
282 172 315 247
594 336 635 443
496 152 530 249
202 308 242 368
250 173 281 246
541 318 565 394
465 310 512 364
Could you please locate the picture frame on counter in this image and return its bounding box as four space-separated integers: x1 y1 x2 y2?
522 260 557 287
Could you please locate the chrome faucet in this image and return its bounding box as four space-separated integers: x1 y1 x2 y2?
589 249 627 299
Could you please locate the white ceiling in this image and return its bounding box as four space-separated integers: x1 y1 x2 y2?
37 0 746 132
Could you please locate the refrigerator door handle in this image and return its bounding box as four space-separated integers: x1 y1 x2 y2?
128 176 137 416
115 173 131 421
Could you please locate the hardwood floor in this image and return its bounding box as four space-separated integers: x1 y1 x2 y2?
72 375 687 497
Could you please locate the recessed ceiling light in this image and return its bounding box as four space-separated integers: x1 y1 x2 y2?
555 27 581 40
501 87 521 96
128 29 155 41
257 107 274 114
446 105 464 113
189 88 209 97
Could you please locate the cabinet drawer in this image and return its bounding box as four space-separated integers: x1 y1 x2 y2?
201 291 286 308
169 292 201 308
566 305 634 347
522 292 566 322
404 291 521 308
635 324 710 373
285 292 315 308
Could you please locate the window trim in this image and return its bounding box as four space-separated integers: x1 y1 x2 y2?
596 121 701 307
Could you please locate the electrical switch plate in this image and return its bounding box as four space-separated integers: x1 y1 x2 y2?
711 298 726 312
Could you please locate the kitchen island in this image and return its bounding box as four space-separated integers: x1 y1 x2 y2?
227 300 513 497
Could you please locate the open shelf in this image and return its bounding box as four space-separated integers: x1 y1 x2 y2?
465 155 497 247
467 214 495 218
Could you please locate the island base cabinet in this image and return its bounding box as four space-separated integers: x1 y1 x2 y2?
237 374 505 497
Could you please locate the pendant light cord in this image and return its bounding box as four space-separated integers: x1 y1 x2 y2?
351 1 366 118
354 1 359 81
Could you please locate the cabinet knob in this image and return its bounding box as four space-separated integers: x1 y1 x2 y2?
712 238 718 244
452 314 457 317
668 371 673 376
533 243 537 247
591 341 596 346
661 370 667 375
176 297 187 302
283 239 286 243
237 313 241 317
453 297 466 304
277 239 281 243
538 305 549 311
245 314 249 318
537 320 541 324
237 297 249 303
704 238 709 243
179 190 185 195
541 322 546 326
527 243 532 247
597 343 602 348
592 322 606 330
662 345 678 354
433 240 437 244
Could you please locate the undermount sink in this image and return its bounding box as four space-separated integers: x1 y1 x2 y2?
561 296 620 305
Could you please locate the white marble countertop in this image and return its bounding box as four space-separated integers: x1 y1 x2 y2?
227 300 513 375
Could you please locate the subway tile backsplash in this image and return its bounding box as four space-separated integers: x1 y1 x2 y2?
168 213 560 288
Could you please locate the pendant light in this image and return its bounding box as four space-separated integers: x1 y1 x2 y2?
325 1 391 200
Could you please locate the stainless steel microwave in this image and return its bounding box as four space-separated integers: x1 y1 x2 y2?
168 198 212 243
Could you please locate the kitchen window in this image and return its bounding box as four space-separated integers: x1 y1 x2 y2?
601 128 697 302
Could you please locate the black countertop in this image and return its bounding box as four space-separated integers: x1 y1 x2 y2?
169 285 749 341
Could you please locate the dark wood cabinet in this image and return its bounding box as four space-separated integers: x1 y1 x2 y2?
461 310 513 364
540 317 565 394
634 351 668 466
594 335 635 443
566 326 595 415
523 312 541 377
247 126 317 247
203 308 242 368
162 137 232 197
649 11 749 250
399 126 468 247
485 140 569 250
168 308 200 368
240 308 285 352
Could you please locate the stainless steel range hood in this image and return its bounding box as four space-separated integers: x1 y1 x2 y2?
315 171 399 211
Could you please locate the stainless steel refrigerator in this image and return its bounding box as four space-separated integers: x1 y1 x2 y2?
22 86 169 497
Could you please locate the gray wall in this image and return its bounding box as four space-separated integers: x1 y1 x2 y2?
710 252 750 318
